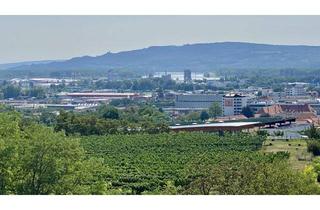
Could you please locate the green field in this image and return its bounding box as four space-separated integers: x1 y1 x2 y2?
262 139 312 170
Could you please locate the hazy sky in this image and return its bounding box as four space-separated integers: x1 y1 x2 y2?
2 16 320 63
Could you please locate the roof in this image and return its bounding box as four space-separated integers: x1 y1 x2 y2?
295 112 319 124
64 92 139 97
223 93 246 98
257 104 315 115
170 122 260 130
214 114 247 122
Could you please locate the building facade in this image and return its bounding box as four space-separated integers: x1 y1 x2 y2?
285 83 307 96
184 69 192 83
175 94 223 109
223 93 248 116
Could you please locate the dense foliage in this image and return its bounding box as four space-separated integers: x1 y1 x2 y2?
0 111 111 195
54 105 170 136
0 84 46 99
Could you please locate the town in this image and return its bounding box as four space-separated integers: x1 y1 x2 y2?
1 69 320 138
2 15 320 197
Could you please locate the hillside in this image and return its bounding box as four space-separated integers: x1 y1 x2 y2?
0 60 61 70
3 42 320 77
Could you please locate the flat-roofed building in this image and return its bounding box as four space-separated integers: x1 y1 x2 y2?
169 122 261 133
175 94 223 110
63 92 140 99
223 93 248 116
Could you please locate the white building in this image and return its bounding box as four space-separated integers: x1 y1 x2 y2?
223 93 248 116
285 83 308 97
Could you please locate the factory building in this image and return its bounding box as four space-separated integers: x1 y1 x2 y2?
175 94 223 110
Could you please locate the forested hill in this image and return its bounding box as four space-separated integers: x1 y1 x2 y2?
5 42 320 74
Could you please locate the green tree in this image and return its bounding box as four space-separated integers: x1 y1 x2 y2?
307 140 320 156
184 154 320 195
27 87 46 99
305 124 320 139
209 102 222 119
200 111 210 121
241 106 254 118
99 105 120 120
0 112 112 194
2 85 21 99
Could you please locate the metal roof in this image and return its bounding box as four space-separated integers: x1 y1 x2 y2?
169 122 261 129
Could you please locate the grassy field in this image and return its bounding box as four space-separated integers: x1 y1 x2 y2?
261 138 312 170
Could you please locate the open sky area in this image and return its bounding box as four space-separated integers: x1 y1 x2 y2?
2 15 320 63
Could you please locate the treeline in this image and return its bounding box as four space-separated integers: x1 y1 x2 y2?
94 77 231 92
0 84 46 99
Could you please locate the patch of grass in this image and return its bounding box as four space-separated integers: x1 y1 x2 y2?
261 139 312 170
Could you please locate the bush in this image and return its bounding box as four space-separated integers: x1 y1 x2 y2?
305 124 320 139
257 130 268 136
307 140 320 156
274 130 284 136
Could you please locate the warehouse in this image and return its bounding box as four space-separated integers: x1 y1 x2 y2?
169 122 261 133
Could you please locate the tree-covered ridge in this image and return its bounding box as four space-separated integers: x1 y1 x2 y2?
7 42 320 76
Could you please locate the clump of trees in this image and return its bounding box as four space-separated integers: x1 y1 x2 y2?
241 106 254 118
209 102 222 119
183 154 320 195
200 111 210 121
307 140 320 156
54 105 170 136
1 85 46 99
305 125 320 156
0 111 113 195
305 124 320 139
94 77 222 92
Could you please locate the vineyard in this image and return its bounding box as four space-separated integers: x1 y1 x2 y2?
1 108 319 195
80 132 305 194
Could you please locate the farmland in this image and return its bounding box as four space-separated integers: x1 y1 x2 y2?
1 110 320 195
262 139 312 170
80 132 319 194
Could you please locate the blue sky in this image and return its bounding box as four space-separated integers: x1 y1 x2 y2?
1 16 320 63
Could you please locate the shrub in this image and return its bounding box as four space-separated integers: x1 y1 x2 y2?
307 140 320 156
257 130 268 136
305 124 320 139
274 130 284 136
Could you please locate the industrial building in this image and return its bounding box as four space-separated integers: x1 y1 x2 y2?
175 94 223 110
169 122 261 133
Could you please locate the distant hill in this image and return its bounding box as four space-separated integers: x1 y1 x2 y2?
3 42 320 77
0 60 62 70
